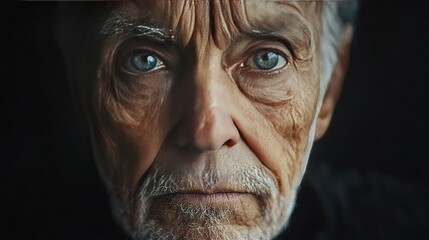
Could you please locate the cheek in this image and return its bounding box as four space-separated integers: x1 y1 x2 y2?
231 70 319 195
93 73 173 202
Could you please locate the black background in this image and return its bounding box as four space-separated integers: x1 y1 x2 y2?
2 1 429 239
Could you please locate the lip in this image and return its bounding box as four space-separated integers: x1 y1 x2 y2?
157 189 253 203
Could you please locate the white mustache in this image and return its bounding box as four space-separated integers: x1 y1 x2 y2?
136 162 277 199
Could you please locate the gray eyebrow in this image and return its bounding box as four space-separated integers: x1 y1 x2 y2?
99 11 175 42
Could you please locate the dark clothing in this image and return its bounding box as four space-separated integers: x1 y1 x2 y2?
278 162 429 240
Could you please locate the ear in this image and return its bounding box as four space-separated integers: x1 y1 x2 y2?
315 25 354 140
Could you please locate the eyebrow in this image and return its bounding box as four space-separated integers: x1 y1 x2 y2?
99 12 175 43
246 29 293 47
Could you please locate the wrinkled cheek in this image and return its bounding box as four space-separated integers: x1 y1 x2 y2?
232 97 315 198
93 96 169 206
270 103 314 189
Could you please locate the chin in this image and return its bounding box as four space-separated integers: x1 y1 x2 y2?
108 184 297 240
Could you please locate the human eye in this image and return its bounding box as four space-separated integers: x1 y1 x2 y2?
241 49 289 72
228 44 294 104
126 49 165 74
109 41 176 108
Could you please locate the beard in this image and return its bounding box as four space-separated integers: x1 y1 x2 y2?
108 148 297 240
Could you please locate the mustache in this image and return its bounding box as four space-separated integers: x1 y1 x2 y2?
135 161 277 199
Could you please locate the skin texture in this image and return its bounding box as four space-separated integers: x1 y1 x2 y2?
88 1 353 239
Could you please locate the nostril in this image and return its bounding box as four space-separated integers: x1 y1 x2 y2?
174 106 240 151
224 138 238 148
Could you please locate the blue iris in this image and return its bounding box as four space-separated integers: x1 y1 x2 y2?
253 51 279 70
130 51 158 72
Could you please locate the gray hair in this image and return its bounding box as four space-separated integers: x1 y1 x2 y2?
320 0 359 92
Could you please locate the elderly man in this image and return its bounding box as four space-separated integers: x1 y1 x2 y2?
59 1 358 239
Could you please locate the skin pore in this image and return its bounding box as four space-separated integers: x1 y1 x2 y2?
88 1 350 239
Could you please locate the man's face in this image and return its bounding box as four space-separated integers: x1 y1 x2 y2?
91 1 325 239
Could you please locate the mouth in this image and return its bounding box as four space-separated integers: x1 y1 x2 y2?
156 189 255 204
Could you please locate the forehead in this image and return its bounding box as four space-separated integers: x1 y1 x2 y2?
109 0 323 48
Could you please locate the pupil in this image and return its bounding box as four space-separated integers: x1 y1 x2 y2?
132 53 157 72
254 51 279 70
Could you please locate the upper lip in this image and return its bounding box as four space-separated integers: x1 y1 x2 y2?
175 190 246 194
157 186 250 196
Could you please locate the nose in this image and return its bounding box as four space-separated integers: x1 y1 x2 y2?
176 107 240 151
174 68 240 151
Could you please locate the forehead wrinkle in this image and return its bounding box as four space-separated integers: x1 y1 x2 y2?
99 10 174 43
189 0 211 51
210 0 252 49
166 0 195 47
210 0 233 46
149 0 251 50
158 0 212 58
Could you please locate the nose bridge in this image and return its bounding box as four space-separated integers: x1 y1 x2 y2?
190 35 225 106
175 51 240 151
194 59 218 114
